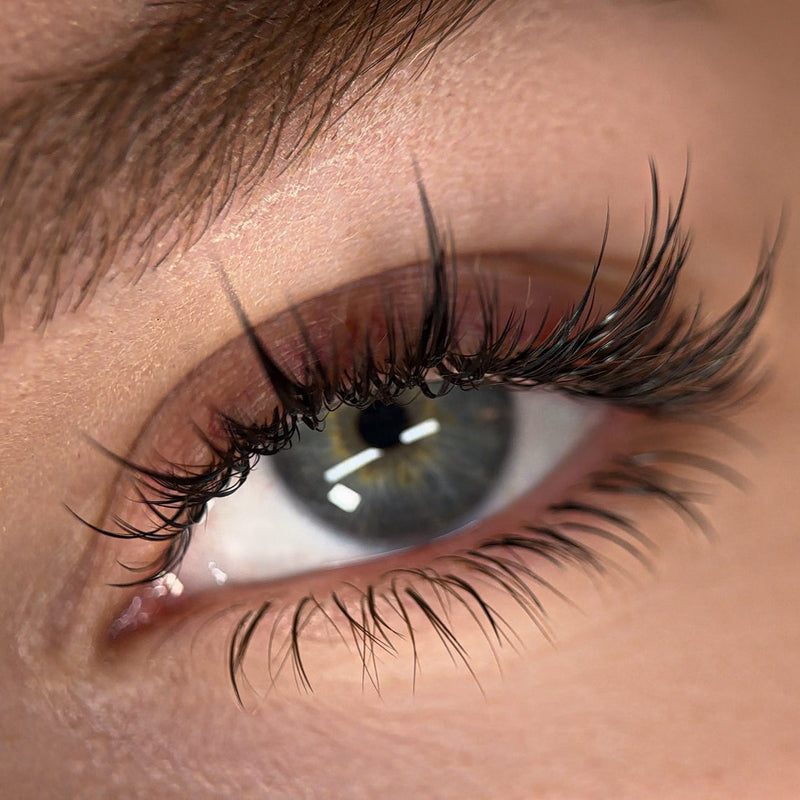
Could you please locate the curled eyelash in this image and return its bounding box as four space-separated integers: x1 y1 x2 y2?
80 164 774 592
225 441 738 703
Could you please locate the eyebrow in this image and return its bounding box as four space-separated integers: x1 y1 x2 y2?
0 0 493 334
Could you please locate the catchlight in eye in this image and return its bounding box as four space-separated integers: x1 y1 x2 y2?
177 385 601 591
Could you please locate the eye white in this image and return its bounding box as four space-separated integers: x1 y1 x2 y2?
177 391 602 591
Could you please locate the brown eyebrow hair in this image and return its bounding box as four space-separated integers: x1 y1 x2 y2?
0 0 493 334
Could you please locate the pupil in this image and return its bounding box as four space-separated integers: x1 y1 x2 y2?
357 401 410 449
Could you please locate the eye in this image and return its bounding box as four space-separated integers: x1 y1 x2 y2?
91 171 772 701
178 386 602 590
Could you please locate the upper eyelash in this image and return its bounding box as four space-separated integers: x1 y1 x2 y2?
79 164 774 587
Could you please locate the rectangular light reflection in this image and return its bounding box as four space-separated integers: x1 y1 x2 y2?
326 483 363 513
399 418 441 445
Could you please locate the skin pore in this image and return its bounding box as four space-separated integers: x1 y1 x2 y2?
1 0 799 796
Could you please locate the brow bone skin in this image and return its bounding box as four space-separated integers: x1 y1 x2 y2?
0 0 493 334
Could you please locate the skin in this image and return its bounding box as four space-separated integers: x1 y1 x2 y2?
1 0 799 797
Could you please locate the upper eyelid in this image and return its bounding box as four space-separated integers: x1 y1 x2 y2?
0 0 492 331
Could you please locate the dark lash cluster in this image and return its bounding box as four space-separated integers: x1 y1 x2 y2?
228 446 736 702
86 168 775 702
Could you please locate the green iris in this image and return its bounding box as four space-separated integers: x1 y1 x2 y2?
271 386 513 545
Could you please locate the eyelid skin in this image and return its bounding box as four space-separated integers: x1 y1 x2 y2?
80 172 775 705
117 255 584 468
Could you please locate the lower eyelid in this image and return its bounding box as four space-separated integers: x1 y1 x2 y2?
100 408 739 703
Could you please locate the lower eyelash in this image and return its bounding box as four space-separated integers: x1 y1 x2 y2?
224 429 743 704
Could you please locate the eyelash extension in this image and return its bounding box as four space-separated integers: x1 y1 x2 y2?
85 167 774 700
